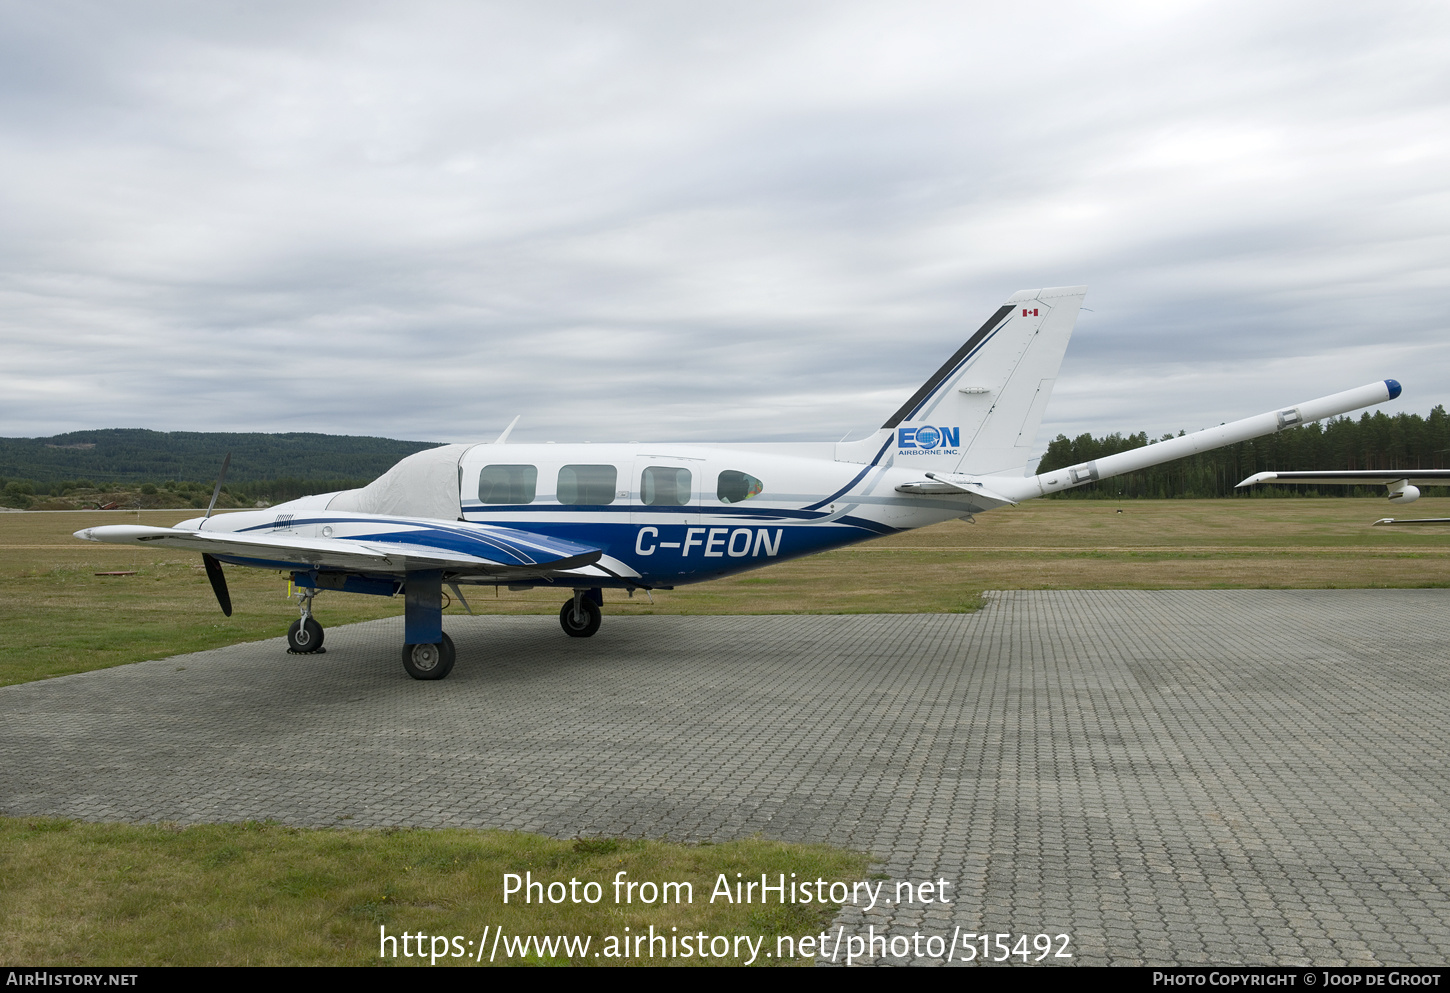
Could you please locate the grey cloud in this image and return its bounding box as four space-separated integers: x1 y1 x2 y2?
0 1 1446 452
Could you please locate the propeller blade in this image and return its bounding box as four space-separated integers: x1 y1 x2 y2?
493 415 521 445
202 553 233 617
204 452 232 520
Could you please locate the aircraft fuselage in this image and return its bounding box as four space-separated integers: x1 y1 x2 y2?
175 442 984 590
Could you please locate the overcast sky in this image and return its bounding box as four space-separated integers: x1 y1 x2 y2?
1 1 1446 449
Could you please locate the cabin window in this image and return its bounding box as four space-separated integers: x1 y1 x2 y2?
477 465 538 504
558 464 618 505
641 466 692 506
717 469 764 503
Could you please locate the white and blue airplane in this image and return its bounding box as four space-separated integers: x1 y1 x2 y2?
75 286 1402 680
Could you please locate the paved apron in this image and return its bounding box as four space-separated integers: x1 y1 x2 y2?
4 589 1449 966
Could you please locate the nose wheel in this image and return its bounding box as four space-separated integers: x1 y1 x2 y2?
287 617 325 653
287 587 325 654
403 633 456 680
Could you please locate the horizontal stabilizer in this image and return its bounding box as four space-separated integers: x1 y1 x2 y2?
975 380 1403 503
895 472 1019 506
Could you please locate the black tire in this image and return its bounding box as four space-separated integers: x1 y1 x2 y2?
287 617 325 653
402 633 455 680
559 598 602 638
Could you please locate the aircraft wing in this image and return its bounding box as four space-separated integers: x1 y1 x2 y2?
1237 470 1450 487
74 524 604 578
1373 518 1450 527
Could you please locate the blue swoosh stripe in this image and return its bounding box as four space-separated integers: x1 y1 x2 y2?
236 516 596 567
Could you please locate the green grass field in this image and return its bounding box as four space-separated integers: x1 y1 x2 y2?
0 820 868 966
3 497 1446 966
2 498 1446 688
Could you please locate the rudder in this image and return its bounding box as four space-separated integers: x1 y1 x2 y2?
873 286 1085 474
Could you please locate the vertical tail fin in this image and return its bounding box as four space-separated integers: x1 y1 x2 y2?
839 286 1084 472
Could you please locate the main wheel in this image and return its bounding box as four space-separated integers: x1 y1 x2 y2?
287 617 325 653
559 598 602 638
402 632 455 680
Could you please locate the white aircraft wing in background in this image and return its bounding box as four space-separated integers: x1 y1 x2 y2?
1237 469 1450 504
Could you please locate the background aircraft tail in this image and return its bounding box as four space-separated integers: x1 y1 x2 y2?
838 286 1085 473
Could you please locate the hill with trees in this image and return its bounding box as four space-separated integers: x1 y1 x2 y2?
0 429 440 484
0 429 443 509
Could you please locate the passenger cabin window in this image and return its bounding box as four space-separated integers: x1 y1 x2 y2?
558 464 618 505
717 469 764 503
477 464 538 504
641 466 692 506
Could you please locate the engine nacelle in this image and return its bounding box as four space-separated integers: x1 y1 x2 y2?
1387 480 1420 503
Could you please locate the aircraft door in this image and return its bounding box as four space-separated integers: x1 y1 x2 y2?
630 458 701 562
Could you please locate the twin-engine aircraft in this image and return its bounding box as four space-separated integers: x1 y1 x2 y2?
75 286 1402 680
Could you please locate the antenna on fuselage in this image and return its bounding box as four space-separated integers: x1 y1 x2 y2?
493 415 521 445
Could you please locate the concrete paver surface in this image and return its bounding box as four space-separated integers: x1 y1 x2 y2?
3 589 1449 966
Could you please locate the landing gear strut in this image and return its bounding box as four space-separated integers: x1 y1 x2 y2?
559 589 602 638
401 569 456 680
288 588 325 653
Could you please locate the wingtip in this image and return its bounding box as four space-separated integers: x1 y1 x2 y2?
1385 379 1402 400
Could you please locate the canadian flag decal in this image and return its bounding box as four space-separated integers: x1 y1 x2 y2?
1022 308 1039 317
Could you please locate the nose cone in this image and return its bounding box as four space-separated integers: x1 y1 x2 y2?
74 528 94 541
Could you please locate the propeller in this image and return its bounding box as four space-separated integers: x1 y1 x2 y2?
204 452 232 519
493 415 521 445
201 453 233 615
202 553 232 617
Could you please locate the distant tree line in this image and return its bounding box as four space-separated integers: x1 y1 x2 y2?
0 428 440 484
1037 406 1450 499
0 475 375 510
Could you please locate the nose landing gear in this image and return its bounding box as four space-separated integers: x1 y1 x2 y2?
288 617 324 653
287 588 326 654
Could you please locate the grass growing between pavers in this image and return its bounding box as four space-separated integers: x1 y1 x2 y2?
3 498 1449 686
0 818 870 966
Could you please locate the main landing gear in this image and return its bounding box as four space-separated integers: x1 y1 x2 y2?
286 574 609 681
559 588 603 638
401 569 455 681
289 571 459 680
402 634 455 680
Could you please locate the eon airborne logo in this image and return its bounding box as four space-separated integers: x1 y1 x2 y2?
897 426 960 450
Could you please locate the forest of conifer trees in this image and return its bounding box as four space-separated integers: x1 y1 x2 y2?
1036 406 1450 499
